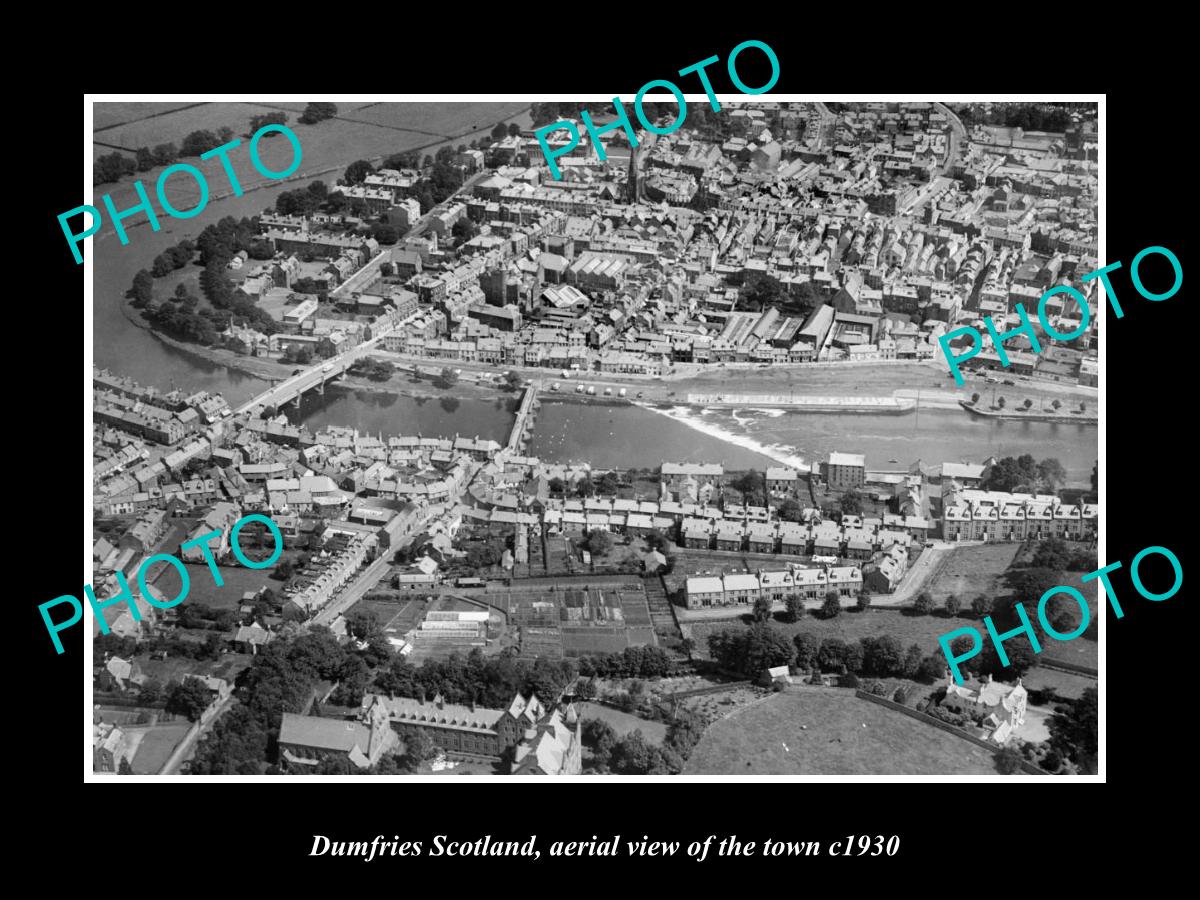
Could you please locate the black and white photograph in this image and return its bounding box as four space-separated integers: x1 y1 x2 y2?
76 93 1107 782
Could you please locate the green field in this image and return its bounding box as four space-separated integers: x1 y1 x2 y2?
576 702 668 744
922 542 1020 603
684 689 1005 775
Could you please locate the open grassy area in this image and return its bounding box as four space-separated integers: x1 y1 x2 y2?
683 689 1005 775
922 542 1021 603
575 702 668 744
129 723 193 774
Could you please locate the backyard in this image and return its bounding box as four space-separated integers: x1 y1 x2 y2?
683 688 1009 775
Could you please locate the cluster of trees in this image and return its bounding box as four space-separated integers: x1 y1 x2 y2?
299 103 338 125
373 647 577 711
582 530 613 556
582 707 702 775
708 622 950 684
350 358 395 382
176 603 242 632
96 151 138 184
165 679 215 722
189 629 353 774
249 112 288 134
180 128 235 158
1029 537 1096 573
574 645 678 679
729 470 766 506
955 103 1078 133
134 144 181 173
451 217 478 243
150 241 195 278
981 455 1067 493
1047 687 1098 774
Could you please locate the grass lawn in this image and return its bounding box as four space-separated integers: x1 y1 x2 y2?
1021 667 1097 701
923 543 1021 603
575 702 668 744
683 689 1005 775
182 564 281 610
130 723 193 774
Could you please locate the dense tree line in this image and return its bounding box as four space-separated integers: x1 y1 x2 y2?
708 623 949 684
575 645 678 679
980 454 1067 493
371 647 577 711
955 103 1078 133
95 151 137 184
249 112 288 134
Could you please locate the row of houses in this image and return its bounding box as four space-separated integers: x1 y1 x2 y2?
685 565 865 609
941 490 1097 542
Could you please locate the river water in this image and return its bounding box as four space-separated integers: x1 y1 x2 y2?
527 400 1097 484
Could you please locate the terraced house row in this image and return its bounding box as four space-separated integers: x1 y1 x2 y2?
685 565 865 610
941 489 1097 542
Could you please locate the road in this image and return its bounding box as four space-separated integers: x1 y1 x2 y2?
159 693 235 775
311 554 394 628
934 101 967 173
308 501 455 627
234 333 389 416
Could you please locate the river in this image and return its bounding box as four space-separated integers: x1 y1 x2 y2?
527 400 1097 484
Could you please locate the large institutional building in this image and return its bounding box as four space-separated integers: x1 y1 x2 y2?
278 691 581 775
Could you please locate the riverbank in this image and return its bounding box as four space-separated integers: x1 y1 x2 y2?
959 400 1098 424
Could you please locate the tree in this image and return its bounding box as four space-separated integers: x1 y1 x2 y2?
752 595 773 623
944 594 962 617
1007 567 1061 608
95 151 137 184
917 653 947 683
180 130 221 157
1079 400 1087 413
507 122 521 137
548 477 566 495
300 102 338 125
1048 687 1098 773
1023 398 1033 410
839 490 863 517
452 217 478 242
901 644 924 679
971 392 980 404
1037 458 1068 491
784 594 805 622
503 370 524 392
135 146 156 172
402 728 439 770
369 223 400 244
439 367 459 385
344 159 375 185
789 633 818 671
582 718 618 769
584 530 613 556
861 635 903 677
995 745 1024 775
166 679 213 722
997 396 1007 409
417 190 436 214
822 590 842 619
250 112 288 134
1052 399 1062 411
777 499 804 522
346 608 381 642
856 590 872 612
118 757 134 775
912 591 934 615
730 470 764 504
129 269 154 305
491 122 509 141
971 595 994 617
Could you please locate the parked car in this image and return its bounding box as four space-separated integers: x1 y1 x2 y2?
1002 378 1016 385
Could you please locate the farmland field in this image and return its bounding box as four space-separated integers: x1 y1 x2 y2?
684 689 1007 775
93 100 532 197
